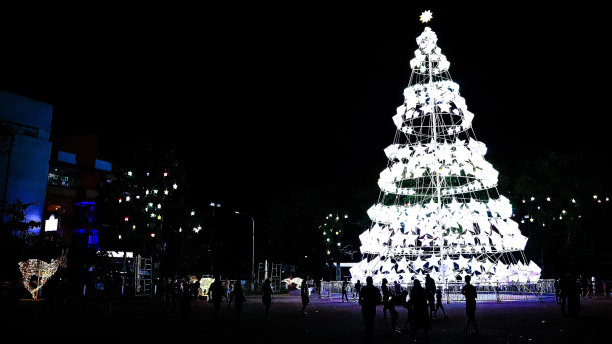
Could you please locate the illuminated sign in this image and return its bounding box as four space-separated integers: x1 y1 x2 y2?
45 214 58 232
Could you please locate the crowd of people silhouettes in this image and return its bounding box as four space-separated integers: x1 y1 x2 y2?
157 270 599 342
194 273 474 341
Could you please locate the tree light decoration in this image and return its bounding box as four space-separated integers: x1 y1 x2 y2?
199 277 215 298
350 21 541 286
110 146 201 253
420 10 433 23
319 211 353 261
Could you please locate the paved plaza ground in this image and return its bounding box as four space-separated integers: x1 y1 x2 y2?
2 291 611 343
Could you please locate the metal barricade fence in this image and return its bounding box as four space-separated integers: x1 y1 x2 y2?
320 281 360 300
321 279 555 302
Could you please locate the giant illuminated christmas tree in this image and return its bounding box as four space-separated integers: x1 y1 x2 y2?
350 11 541 285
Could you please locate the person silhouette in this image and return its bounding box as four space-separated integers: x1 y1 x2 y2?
359 276 381 343
394 280 402 295
403 291 413 330
409 279 430 338
579 274 587 299
554 278 561 304
342 279 350 302
223 278 231 302
495 284 502 304
461 275 478 334
560 273 569 316
425 273 436 319
43 274 59 319
229 280 247 324
262 278 273 320
171 278 179 312
180 279 192 321
433 287 447 319
389 290 408 335
191 278 199 301
354 279 361 300
381 278 391 319
209 275 224 323
300 282 310 315
567 273 581 317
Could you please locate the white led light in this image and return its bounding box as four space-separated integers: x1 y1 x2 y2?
350 23 541 286
45 215 58 232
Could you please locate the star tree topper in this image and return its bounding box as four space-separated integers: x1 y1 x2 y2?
420 10 433 23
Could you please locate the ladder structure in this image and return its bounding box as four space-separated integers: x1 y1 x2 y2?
134 255 153 297
270 262 282 292
257 262 266 283
257 260 282 292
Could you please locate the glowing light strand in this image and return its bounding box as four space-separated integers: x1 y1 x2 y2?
18 252 67 300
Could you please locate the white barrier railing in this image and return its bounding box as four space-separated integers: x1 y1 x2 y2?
320 279 556 302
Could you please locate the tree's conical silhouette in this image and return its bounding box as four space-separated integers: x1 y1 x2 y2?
350 22 541 286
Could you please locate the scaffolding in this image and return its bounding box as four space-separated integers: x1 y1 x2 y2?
134 255 153 297
257 260 282 292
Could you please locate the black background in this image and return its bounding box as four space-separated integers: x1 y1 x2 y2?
1 2 610 226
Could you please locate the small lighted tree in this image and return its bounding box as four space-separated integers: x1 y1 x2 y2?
350 12 541 285
318 212 351 260
99 144 205 275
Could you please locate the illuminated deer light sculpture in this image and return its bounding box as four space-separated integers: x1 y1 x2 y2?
18 249 68 300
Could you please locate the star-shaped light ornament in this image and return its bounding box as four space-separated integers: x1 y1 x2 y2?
420 10 433 23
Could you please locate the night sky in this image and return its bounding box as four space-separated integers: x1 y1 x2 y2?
1 4 610 218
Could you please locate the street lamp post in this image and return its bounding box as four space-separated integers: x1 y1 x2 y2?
235 211 255 282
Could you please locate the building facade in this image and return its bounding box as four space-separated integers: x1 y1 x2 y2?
44 134 112 249
0 90 53 233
